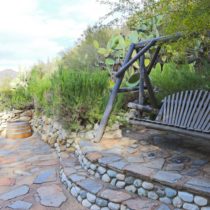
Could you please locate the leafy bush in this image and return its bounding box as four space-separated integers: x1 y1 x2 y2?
27 68 52 113
49 68 126 130
0 88 32 111
150 62 210 102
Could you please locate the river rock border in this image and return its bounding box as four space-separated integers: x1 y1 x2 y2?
74 145 210 210
59 159 133 210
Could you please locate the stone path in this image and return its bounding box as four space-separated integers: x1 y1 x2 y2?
0 135 87 210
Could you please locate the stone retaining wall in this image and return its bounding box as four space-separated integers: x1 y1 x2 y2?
75 144 210 210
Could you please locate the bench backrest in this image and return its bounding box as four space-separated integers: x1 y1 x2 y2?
156 90 210 133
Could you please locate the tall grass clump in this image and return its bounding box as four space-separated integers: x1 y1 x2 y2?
50 68 111 130
150 62 210 102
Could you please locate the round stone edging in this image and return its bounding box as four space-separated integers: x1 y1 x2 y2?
73 145 210 210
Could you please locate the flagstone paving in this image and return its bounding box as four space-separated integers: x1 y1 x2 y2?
0 135 87 210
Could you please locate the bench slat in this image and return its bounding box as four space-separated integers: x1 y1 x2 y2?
186 90 203 128
180 91 193 128
168 93 175 125
171 92 179 125
194 95 210 129
177 91 188 126
189 91 208 129
174 91 184 126
165 95 171 124
182 90 199 128
200 107 210 130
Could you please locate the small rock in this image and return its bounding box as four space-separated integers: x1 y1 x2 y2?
91 204 100 210
77 195 82 202
194 196 208 206
82 199 92 208
107 170 117 178
97 166 106 175
102 174 111 183
90 164 97 170
148 191 158 200
173 196 183 208
95 172 100 178
156 188 165 197
111 178 117 186
87 193 96 203
165 188 177 198
125 185 136 193
156 204 171 210
183 203 199 210
101 208 109 210
142 181 154 190
116 181 125 188
79 190 87 199
133 179 142 188
159 197 172 204
96 198 108 207
88 169 95 175
178 191 194 202
116 174 125 180
138 188 147 197
125 176 135 185
71 187 79 197
108 202 120 210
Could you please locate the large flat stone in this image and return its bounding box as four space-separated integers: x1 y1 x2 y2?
124 164 156 178
63 167 77 176
99 189 131 202
108 160 128 170
184 178 210 194
123 198 160 210
86 152 103 162
98 155 122 166
0 185 29 201
37 184 66 207
34 168 56 184
8 200 32 209
153 171 182 184
77 179 103 194
69 174 86 182
141 158 165 170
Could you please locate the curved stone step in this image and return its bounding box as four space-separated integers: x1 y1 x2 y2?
72 140 210 210
58 151 172 210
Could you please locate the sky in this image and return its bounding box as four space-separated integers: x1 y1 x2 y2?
0 0 110 71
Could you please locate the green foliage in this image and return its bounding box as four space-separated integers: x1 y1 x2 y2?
49 68 125 130
50 69 109 128
61 26 116 71
150 62 210 101
0 88 32 111
27 68 52 112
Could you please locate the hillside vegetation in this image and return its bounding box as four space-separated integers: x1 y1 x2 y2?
0 0 209 131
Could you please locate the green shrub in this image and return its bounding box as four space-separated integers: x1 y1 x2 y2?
0 88 32 111
27 69 52 113
150 62 210 102
50 68 110 130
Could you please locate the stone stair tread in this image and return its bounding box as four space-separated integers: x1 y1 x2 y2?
83 150 210 197
60 152 171 210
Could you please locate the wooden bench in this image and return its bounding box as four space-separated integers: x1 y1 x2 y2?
130 90 210 140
